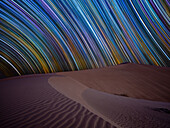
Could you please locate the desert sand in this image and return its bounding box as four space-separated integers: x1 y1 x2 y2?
58 63 170 102
0 75 114 128
0 63 170 128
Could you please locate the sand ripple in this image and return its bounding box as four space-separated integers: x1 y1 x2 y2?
0 75 115 128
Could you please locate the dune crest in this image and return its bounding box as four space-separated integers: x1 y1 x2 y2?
57 63 170 102
48 75 170 128
1 63 169 128
48 76 120 128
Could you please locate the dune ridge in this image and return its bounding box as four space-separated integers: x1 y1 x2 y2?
57 63 170 102
48 76 120 128
0 63 170 128
48 75 170 128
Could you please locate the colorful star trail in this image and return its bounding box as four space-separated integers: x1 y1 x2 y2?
0 0 170 77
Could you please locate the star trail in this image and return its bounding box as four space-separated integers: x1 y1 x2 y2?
0 0 169 77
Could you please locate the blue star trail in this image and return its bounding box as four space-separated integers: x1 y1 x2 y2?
0 0 169 77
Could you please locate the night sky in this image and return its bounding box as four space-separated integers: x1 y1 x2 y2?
0 0 169 78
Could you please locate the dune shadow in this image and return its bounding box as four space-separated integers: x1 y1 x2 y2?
152 108 170 114
114 93 128 97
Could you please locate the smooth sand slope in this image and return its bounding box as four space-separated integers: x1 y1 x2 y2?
57 63 170 102
82 88 170 128
49 75 170 128
48 76 120 127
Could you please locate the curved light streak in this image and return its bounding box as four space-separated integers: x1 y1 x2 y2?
0 0 169 77
0 55 21 76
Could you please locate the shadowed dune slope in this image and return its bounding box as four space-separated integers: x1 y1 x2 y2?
0 75 114 128
57 63 170 102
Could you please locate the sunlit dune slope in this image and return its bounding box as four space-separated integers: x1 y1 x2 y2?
58 63 170 102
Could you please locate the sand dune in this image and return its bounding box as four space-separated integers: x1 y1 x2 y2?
0 63 170 128
0 75 114 128
48 76 120 127
83 88 170 128
48 75 170 128
57 63 170 102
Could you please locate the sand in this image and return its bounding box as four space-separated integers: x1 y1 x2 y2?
83 88 170 128
48 75 170 128
0 75 114 128
48 76 120 128
0 63 170 128
57 63 170 102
